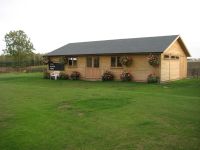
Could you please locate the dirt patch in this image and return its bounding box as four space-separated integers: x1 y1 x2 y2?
77 111 84 117
57 101 72 111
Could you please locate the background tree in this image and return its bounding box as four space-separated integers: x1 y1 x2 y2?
3 30 35 67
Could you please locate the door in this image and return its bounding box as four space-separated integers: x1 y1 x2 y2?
85 56 101 79
169 58 180 80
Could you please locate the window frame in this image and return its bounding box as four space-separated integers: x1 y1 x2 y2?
86 56 93 67
164 55 170 59
93 56 99 68
86 56 100 68
68 57 77 67
171 55 176 60
175 56 179 59
111 56 122 68
163 55 180 60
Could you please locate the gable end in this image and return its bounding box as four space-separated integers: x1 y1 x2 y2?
163 36 191 57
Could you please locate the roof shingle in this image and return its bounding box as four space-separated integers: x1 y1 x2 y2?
46 35 179 56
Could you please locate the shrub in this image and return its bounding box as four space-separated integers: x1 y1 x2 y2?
70 71 80 80
120 71 133 81
102 71 114 81
43 71 50 79
147 74 159 83
59 72 69 80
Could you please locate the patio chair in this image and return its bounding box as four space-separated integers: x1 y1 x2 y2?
50 71 60 80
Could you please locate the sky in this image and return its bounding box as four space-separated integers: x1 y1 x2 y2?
0 0 199 58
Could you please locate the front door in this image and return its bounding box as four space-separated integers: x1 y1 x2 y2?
85 56 101 79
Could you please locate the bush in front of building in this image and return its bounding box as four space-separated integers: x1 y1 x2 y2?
43 71 50 79
102 71 114 81
59 72 69 80
70 71 80 80
120 71 133 81
147 74 159 83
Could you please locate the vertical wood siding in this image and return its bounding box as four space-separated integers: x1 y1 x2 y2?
160 40 187 82
49 54 160 82
49 39 188 82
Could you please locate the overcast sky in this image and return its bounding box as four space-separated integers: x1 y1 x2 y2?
0 0 199 57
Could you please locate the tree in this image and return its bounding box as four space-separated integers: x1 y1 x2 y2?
3 30 35 66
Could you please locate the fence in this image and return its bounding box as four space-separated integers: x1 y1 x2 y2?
0 55 45 73
187 61 200 78
0 65 47 73
0 60 43 67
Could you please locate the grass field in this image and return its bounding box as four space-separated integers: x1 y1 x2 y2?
0 73 200 150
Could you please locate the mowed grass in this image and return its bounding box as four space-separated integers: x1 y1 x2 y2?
0 73 200 150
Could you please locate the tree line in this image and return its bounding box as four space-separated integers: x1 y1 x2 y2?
1 30 44 67
0 53 43 67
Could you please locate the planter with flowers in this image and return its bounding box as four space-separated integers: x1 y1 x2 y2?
102 71 114 81
59 72 69 80
120 71 133 81
120 56 133 67
70 71 80 80
147 54 159 67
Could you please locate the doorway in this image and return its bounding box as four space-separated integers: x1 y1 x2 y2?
85 56 101 79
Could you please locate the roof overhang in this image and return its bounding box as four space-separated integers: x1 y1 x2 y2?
43 52 162 57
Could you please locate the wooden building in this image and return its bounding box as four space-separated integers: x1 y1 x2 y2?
45 35 190 82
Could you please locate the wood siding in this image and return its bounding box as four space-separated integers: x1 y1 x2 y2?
49 39 188 82
160 39 188 82
49 54 160 82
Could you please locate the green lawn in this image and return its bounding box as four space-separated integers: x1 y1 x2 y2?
0 73 200 150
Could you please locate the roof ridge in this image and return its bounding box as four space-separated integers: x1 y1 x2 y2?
68 35 179 45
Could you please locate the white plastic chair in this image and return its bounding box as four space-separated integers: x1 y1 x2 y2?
50 71 60 80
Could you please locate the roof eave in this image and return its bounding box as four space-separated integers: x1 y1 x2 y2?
178 36 191 57
43 52 162 57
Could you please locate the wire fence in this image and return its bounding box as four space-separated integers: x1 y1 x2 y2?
0 54 46 73
0 60 43 67
0 60 46 73
0 65 47 73
187 61 200 78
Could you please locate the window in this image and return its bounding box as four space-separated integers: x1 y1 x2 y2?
111 57 116 67
164 55 179 60
111 56 122 67
68 57 77 67
86 56 99 68
87 57 92 67
171 56 176 59
93 57 99 68
164 55 170 59
175 56 179 59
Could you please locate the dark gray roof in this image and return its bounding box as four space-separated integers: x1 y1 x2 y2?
46 35 179 56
